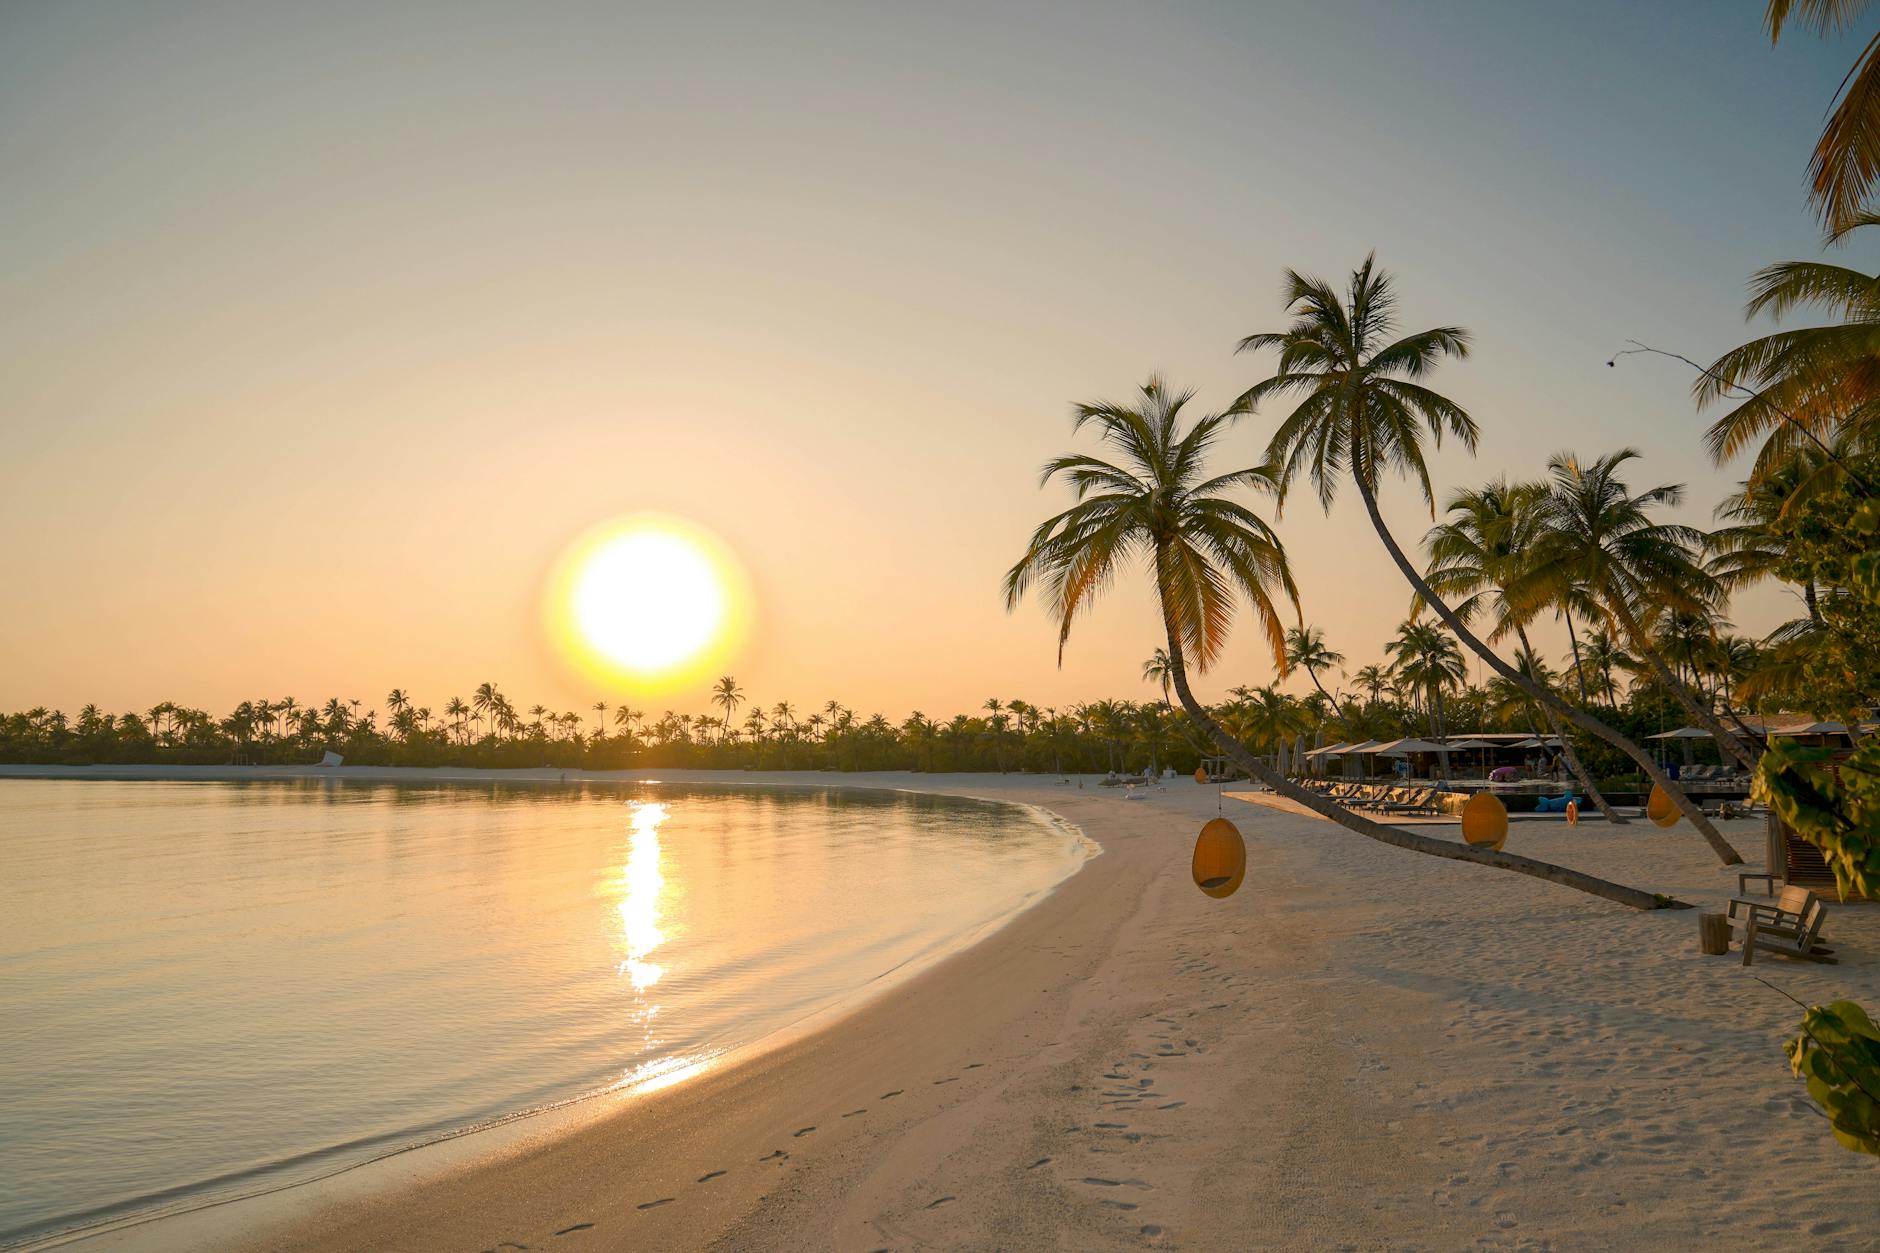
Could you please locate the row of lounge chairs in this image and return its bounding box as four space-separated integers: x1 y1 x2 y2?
1677 763 1750 784
1301 780 1449 817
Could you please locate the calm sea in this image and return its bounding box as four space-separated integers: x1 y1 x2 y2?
0 778 1084 1248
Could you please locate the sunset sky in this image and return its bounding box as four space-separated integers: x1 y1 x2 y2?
0 3 1859 720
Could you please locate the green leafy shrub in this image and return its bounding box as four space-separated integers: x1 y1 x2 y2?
1785 1000 1880 1157
1753 736 1880 901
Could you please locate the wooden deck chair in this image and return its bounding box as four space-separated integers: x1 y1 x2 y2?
1742 895 1836 965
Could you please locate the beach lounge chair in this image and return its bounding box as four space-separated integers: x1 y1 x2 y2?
1740 894 1836 965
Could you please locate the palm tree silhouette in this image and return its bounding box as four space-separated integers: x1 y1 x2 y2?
1386 619 1464 782
712 677 744 744
1005 375 1664 907
1284 625 1349 721
1236 256 1739 864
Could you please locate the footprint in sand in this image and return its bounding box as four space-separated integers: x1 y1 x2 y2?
760 1149 788 1162
1027 1157 1052 1169
1094 1122 1127 1129
842 1108 868 1118
554 1222 594 1236
793 1126 816 1137
1157 1101 1185 1111
1101 1200 1139 1211
636 1198 674 1210
964 1062 985 1069
880 1089 903 1100
696 1171 726 1183
933 1077 958 1086
926 1196 956 1209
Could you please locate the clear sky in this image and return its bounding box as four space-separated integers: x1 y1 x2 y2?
0 2 1862 721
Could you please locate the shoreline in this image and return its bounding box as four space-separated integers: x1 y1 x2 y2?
24 769 1880 1250
6 769 1094 1253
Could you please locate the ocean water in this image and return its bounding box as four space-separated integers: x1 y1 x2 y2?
0 778 1084 1248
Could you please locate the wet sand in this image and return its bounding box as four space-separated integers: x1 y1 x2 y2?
51 768 1880 1251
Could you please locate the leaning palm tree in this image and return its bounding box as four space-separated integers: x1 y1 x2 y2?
1235 257 1741 864
1532 450 1758 773
1005 375 1670 908
1421 478 1626 823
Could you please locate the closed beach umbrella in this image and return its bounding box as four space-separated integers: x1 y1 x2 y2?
1461 792 1509 851
1192 818 1246 899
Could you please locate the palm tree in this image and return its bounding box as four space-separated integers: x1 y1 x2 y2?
445 696 469 744
1420 478 1626 823
1765 1 1880 236
1698 228 1880 472
1576 630 1633 709
1352 664 1390 705
1005 375 1667 908
1141 648 1175 706
1533 450 1758 772
472 683 499 740
711 677 744 743
1235 257 1740 864
1284 624 1350 721
1385 619 1463 782
591 701 609 737
1709 447 1840 625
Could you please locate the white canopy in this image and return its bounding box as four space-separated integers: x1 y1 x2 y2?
1446 738 1501 750
1647 726 1713 740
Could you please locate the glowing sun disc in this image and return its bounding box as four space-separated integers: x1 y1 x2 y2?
546 515 750 691
574 530 724 670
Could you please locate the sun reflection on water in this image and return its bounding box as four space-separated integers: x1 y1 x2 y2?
617 801 669 992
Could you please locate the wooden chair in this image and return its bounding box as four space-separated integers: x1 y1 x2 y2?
1741 895 1836 965
1727 883 1812 927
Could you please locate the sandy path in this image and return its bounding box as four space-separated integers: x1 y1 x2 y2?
64 768 1879 1251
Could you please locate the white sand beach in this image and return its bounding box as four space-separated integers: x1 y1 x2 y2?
53 767 1878 1252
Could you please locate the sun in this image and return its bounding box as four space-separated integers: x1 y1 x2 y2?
546 515 750 691
575 530 723 671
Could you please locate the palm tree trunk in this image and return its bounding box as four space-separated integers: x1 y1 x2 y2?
1307 667 1355 727
1607 599 1759 773
1563 606 1590 702
1153 610 1672 910
1432 687 1452 783
1353 477 1743 866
